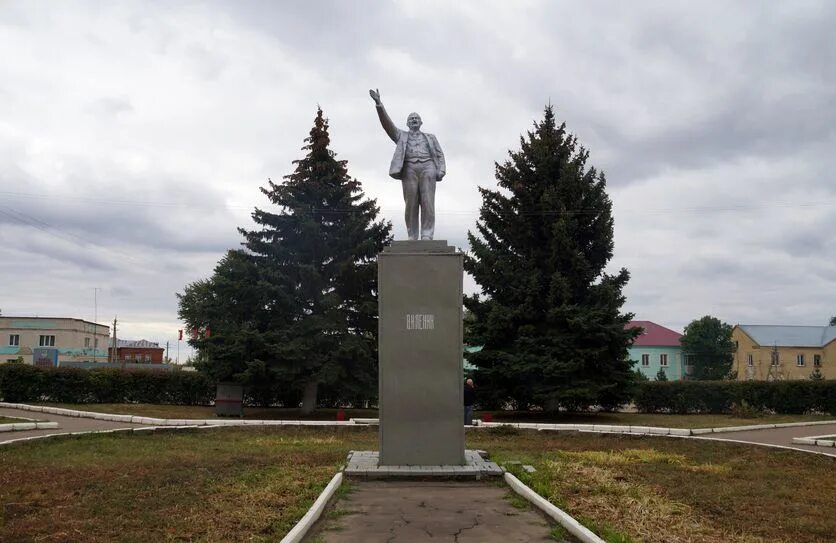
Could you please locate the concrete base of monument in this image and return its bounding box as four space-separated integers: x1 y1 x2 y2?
378 240 465 466
344 450 503 479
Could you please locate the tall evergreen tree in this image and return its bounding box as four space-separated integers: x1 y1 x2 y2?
464 106 639 411
179 109 391 412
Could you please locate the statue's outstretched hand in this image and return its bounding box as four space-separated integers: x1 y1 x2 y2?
369 88 381 106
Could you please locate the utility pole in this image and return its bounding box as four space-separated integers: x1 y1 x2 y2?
93 287 100 365
111 316 118 365
165 340 170 364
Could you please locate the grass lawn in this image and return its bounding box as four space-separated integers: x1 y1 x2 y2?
1 427 833 542
476 427 836 543
30 402 834 428
0 426 376 543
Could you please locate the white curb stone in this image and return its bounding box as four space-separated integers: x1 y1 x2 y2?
0 422 59 433
280 472 343 543
504 472 604 543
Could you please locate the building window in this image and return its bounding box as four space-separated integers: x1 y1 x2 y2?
641 354 650 366
85 337 91 348
746 354 753 367
9 334 19 346
94 338 99 348
39 335 55 347
771 352 779 366
144 354 151 362
814 355 822 368
796 354 805 367
660 354 668 367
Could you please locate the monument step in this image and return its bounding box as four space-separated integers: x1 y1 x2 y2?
344 449 503 479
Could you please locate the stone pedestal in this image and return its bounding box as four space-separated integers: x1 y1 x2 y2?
378 240 465 466
215 382 244 417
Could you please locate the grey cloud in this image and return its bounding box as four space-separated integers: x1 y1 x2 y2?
2 0 835 343
186 43 228 81
87 96 133 117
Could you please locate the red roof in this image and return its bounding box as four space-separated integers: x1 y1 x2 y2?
626 320 682 347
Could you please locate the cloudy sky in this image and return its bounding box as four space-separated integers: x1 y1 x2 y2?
1 0 834 359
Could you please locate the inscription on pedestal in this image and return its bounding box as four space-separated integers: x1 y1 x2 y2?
406 314 435 330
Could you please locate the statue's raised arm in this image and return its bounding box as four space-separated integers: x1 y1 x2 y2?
369 88 399 143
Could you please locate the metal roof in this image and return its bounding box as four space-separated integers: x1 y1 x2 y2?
738 325 836 347
626 321 683 347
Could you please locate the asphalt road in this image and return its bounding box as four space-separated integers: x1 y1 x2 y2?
706 422 836 455
0 406 146 444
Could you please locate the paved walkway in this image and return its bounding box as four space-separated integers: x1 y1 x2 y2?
0 407 146 444
307 481 570 543
707 422 836 455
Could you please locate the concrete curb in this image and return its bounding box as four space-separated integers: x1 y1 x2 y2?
280 471 343 543
476 419 836 437
684 434 836 459
0 422 59 433
0 403 360 427
0 424 210 449
792 435 836 447
504 472 604 543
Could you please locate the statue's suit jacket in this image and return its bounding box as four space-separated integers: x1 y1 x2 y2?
376 104 446 180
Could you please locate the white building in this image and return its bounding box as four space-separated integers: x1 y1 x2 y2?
0 316 110 366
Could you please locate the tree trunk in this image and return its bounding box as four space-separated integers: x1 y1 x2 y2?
300 380 319 415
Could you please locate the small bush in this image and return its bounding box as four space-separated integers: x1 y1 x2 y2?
729 399 763 419
486 424 521 436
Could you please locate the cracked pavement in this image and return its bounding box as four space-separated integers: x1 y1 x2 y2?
308 481 562 542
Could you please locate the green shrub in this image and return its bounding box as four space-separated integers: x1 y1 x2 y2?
165 371 214 405
47 367 92 403
0 365 213 405
87 369 131 403
635 380 836 415
730 399 763 419
0 363 44 402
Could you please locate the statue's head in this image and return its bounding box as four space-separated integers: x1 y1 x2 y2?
406 112 422 131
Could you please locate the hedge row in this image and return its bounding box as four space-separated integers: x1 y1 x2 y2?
2 364 834 414
0 364 214 405
634 380 836 415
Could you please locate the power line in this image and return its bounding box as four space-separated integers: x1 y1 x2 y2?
2 189 836 216
0 206 140 262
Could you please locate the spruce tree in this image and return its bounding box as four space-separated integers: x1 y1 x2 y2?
464 106 639 411
180 109 391 412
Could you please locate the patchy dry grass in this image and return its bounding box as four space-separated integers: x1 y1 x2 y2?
469 430 836 543
1 426 833 542
0 427 378 542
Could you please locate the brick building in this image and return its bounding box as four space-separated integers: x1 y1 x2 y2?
109 339 165 364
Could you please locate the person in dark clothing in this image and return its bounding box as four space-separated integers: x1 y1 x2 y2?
463 378 475 425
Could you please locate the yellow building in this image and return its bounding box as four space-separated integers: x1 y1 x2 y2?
732 324 836 380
